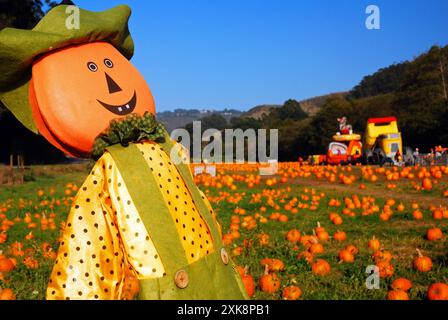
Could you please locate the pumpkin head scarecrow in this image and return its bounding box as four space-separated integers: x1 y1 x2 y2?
0 3 247 300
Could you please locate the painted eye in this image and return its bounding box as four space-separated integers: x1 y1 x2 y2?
87 62 98 72
104 58 113 68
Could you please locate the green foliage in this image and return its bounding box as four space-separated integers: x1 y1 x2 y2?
0 0 57 30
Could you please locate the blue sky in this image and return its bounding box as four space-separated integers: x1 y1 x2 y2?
74 0 448 111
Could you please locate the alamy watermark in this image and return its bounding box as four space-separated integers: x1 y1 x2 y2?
170 121 279 175
65 5 80 30
365 5 381 30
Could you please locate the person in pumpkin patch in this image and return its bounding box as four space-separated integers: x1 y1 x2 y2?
0 3 248 300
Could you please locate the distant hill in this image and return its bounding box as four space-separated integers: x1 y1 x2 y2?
243 104 281 119
242 92 348 120
298 92 348 115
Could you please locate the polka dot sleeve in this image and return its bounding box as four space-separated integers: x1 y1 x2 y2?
46 154 131 300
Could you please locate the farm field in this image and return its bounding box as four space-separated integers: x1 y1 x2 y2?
0 163 447 300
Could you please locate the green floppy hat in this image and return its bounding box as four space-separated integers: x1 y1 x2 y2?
0 4 134 133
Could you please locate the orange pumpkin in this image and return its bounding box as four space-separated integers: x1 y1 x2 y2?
376 261 394 278
296 251 314 264
427 282 448 300
391 278 412 291
285 229 301 243
412 210 423 220
413 249 432 272
30 42 155 157
426 227 443 241
308 243 324 255
372 250 392 263
387 290 409 300
338 249 354 263
282 286 302 300
0 257 15 273
422 178 433 191
240 266 255 298
368 236 381 251
333 231 347 242
311 259 331 276
0 288 16 300
345 244 359 255
259 266 281 294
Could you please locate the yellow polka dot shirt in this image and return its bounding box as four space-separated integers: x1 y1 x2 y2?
46 141 220 300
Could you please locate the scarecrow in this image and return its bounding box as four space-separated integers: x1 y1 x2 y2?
0 3 247 300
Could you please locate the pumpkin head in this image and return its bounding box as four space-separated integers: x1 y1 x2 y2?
30 42 155 158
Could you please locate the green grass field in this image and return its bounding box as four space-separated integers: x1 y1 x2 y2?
0 163 447 300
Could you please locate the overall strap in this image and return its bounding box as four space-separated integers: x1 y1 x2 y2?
107 143 188 275
159 137 224 249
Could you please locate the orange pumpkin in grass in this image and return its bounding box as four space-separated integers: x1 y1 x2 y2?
413 249 432 272
368 236 381 251
259 266 281 294
427 283 448 300
376 261 394 278
391 278 412 291
239 266 255 298
0 257 15 273
387 290 409 300
285 229 301 243
0 288 16 300
30 42 156 157
282 286 302 300
333 230 347 242
426 227 443 241
338 249 354 263
422 178 433 191
311 259 331 276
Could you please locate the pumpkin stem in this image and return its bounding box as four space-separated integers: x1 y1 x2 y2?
317 221 321 228
416 248 423 257
244 265 249 276
264 264 269 275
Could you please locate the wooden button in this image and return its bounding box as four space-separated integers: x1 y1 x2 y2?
220 248 229 265
174 269 189 289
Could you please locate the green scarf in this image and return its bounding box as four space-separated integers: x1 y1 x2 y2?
91 112 167 160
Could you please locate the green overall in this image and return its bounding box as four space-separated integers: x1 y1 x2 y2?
107 140 248 300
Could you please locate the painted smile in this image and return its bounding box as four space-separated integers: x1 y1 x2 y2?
97 91 137 115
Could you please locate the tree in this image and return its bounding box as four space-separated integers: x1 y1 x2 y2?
274 99 308 121
0 0 64 164
0 0 58 30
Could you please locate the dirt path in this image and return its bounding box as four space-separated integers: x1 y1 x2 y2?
289 177 448 207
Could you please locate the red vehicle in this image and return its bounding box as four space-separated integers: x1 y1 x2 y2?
326 133 363 165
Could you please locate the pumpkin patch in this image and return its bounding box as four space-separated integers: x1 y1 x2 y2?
0 162 447 300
